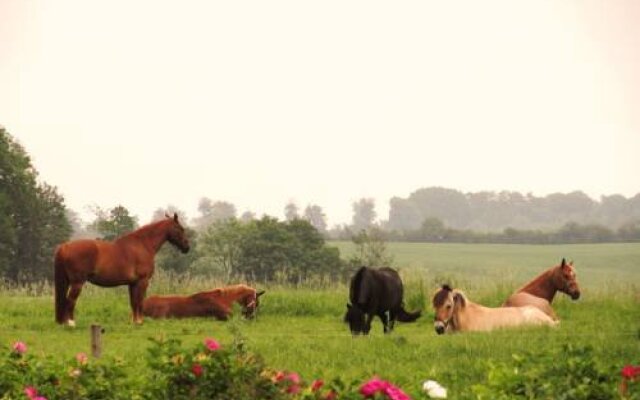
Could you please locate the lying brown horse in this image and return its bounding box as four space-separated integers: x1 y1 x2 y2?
142 284 266 320
432 285 557 334
54 213 190 326
502 258 581 320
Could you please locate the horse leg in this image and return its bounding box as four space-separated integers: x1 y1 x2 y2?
379 311 392 334
65 282 85 327
129 279 150 324
364 313 374 335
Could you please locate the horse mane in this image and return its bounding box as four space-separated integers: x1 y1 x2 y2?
432 284 453 307
118 218 172 241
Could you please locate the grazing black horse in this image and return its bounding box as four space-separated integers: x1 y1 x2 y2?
345 266 421 335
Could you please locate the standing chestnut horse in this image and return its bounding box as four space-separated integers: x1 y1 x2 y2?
502 258 581 320
142 284 265 320
54 213 190 326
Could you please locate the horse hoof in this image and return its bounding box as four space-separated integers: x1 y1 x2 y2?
67 320 76 328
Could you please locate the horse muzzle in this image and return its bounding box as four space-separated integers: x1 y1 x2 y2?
570 291 581 300
434 321 446 335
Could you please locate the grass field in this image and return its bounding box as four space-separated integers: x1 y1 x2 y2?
1 242 639 398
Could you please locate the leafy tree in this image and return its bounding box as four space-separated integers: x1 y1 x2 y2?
351 198 376 232
90 205 138 240
0 127 72 283
195 217 343 282
303 204 327 234
349 227 393 268
194 198 236 230
240 211 256 222
284 202 299 221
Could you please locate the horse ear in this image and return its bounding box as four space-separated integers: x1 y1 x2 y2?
453 292 466 308
560 258 566 267
165 212 170 219
173 212 179 222
257 290 265 297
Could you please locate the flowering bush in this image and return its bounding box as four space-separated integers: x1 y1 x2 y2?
620 364 640 399
3 338 631 400
0 341 133 400
471 344 620 400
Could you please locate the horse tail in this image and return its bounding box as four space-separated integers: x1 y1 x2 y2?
395 304 421 322
54 247 69 324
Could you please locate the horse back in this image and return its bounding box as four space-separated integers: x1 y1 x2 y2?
350 267 403 313
503 292 557 320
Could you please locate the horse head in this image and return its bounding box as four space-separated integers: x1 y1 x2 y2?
556 258 580 300
432 284 466 335
242 289 265 319
345 303 370 335
164 213 190 253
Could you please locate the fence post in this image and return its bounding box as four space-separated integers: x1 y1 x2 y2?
90 324 103 358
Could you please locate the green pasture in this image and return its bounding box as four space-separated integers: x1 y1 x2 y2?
1 243 639 398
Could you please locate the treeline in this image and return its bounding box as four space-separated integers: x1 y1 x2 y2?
385 217 640 244
0 127 71 284
386 187 640 232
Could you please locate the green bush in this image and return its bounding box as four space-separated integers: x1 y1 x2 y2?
471 344 620 400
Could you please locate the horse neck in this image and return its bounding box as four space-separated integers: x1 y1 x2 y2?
518 268 558 302
451 300 478 331
120 221 169 254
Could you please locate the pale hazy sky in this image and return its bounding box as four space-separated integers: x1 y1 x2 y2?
1 1 639 226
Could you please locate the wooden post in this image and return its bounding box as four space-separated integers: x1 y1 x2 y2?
90 324 103 358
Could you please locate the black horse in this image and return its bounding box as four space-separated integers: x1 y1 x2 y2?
345 266 421 335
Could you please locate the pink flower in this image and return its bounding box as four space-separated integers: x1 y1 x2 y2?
191 363 203 377
75 352 88 365
274 371 286 382
359 377 411 400
311 379 324 392
286 372 300 384
204 338 220 352
385 385 411 400
24 386 38 398
13 341 27 354
360 377 388 397
286 384 301 394
324 390 337 400
622 365 640 379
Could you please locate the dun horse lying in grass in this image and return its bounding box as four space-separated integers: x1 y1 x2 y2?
502 258 581 320
142 284 265 320
432 285 557 334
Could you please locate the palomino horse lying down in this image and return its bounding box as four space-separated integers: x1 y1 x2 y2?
432 285 557 334
503 258 581 320
142 284 265 320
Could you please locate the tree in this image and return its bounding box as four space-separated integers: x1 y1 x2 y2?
351 198 376 232
195 198 237 229
240 211 256 222
303 204 327 234
349 227 393 268
284 202 299 221
0 127 72 283
90 205 138 240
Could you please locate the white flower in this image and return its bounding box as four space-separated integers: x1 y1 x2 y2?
422 380 447 399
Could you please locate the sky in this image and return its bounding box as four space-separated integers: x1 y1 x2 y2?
1 0 639 227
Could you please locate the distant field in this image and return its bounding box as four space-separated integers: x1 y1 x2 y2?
1 242 639 398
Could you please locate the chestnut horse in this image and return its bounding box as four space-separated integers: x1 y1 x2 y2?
142 284 265 320
432 285 557 334
54 213 190 326
502 258 581 320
